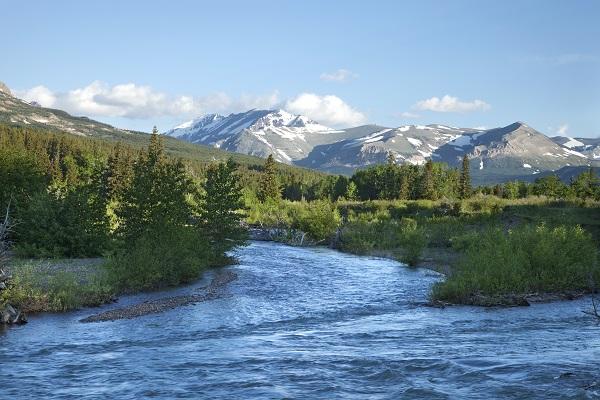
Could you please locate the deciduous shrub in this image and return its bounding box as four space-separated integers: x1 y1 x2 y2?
432 224 599 303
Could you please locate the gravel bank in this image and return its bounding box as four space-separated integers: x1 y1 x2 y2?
80 270 238 323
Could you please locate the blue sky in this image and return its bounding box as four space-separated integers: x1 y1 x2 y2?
2 0 599 137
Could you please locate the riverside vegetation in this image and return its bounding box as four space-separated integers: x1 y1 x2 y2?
1 123 599 320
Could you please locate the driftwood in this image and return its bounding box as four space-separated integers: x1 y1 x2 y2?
0 203 27 325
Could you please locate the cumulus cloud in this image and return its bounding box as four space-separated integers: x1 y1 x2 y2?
319 69 358 82
285 93 366 127
15 82 366 127
15 81 280 119
557 124 569 135
413 95 490 113
17 85 57 107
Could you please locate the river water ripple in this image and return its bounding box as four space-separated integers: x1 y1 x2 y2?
1 241 599 399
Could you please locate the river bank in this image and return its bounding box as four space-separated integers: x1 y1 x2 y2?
249 226 596 308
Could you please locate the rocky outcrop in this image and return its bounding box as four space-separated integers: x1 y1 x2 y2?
0 81 11 95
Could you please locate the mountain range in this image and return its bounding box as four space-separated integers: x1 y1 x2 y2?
167 109 599 184
1 81 598 185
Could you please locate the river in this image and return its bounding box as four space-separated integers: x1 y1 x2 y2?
1 241 599 399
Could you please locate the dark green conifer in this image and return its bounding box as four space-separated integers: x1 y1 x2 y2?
459 154 471 199
258 154 281 202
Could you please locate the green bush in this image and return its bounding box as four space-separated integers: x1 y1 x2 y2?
293 200 341 243
105 226 212 292
432 224 599 303
338 221 378 254
396 218 428 266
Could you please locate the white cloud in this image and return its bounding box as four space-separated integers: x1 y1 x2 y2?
17 85 57 107
15 82 365 127
557 124 569 135
413 95 490 113
285 93 366 127
398 111 420 119
320 69 358 82
14 81 280 119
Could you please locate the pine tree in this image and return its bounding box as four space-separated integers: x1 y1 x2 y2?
420 160 436 200
105 143 134 202
117 129 193 244
199 159 247 254
399 174 410 200
258 154 281 202
459 154 471 199
380 152 399 200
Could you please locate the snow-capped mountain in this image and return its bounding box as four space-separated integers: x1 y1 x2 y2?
551 136 600 160
167 110 598 183
165 109 340 162
433 122 593 182
297 124 479 174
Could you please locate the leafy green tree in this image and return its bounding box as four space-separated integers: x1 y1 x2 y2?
458 155 471 199
345 181 358 201
199 159 247 254
503 181 520 199
532 175 567 198
570 168 599 199
258 154 281 202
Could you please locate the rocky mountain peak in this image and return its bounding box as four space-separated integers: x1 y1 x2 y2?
0 81 11 96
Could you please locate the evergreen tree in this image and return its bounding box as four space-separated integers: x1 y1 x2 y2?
258 154 281 202
105 143 134 202
459 155 471 199
399 174 410 200
380 152 399 200
117 129 194 244
420 160 436 200
570 168 599 199
199 159 247 255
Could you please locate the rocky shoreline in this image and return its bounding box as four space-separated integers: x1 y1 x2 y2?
80 270 238 323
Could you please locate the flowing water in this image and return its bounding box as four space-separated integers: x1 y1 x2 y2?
1 241 599 399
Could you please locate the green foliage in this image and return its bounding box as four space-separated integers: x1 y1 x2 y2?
459 155 471 199
396 218 428 266
106 226 211 292
1 264 114 312
338 216 427 266
532 175 568 198
292 200 341 243
345 181 358 201
14 171 110 258
432 224 599 303
199 159 247 254
258 154 281 202
117 133 194 243
570 168 599 200
0 148 47 212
